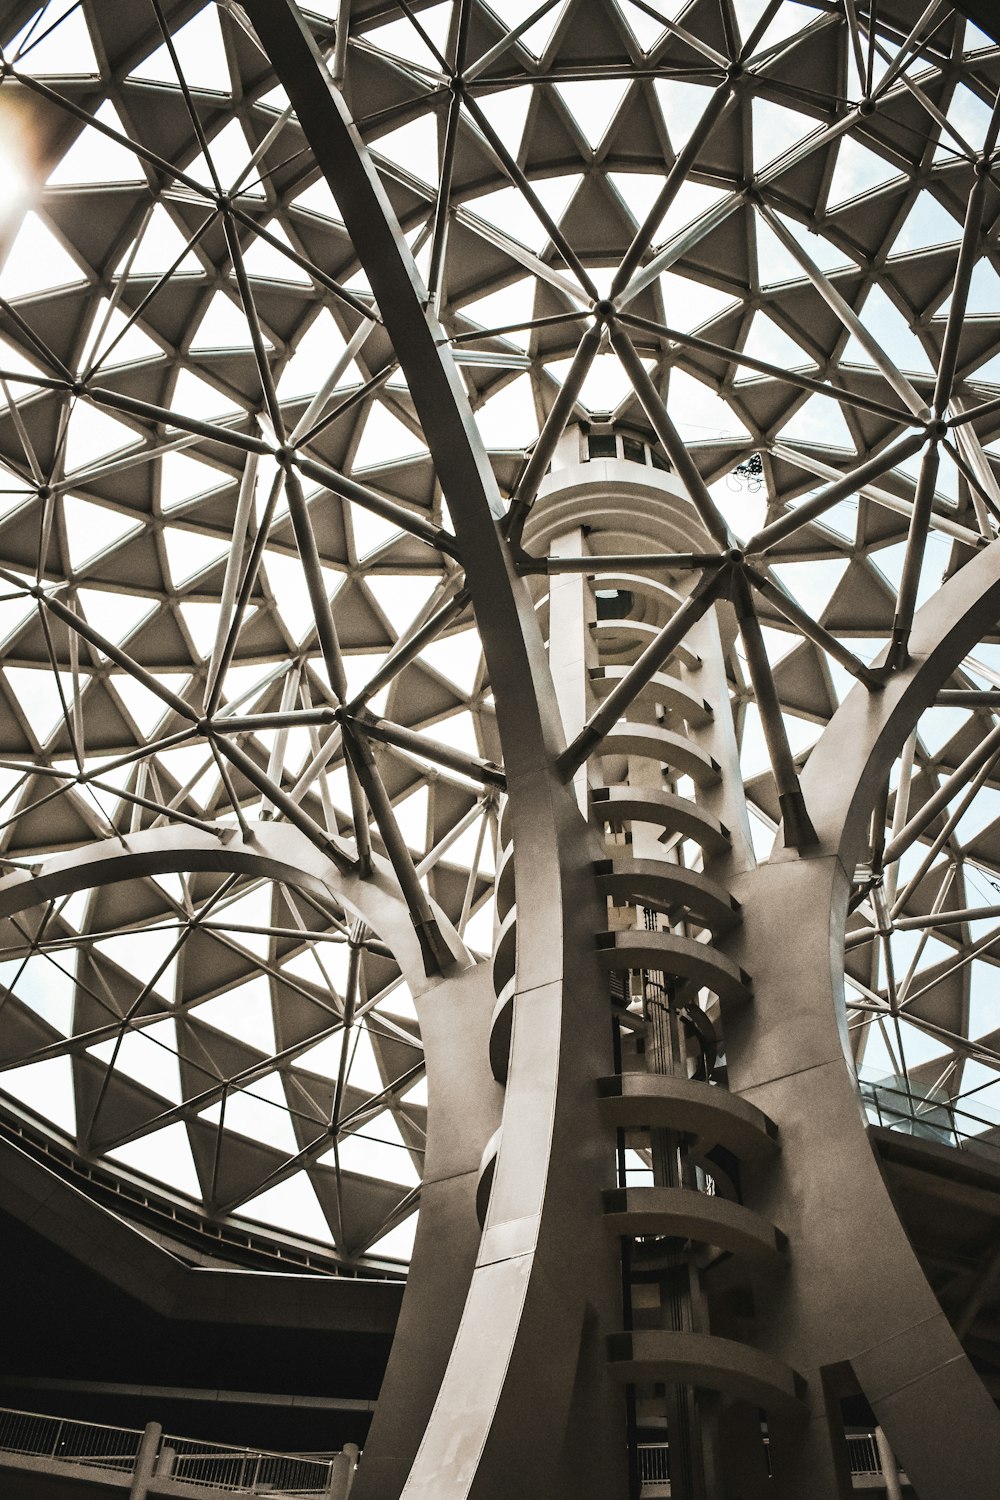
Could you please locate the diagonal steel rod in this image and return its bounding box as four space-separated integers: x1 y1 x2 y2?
151 0 224 195
347 583 470 711
87 383 271 457
284 467 451 969
885 727 918 908
948 393 1000 431
943 432 1000 535
295 451 460 559
618 189 744 308
205 467 284 717
611 77 735 298
770 439 984 547
755 200 929 418
204 451 259 713
37 591 197 723
463 0 563 83
88 213 218 379
454 201 589 306
610 324 736 548
342 710 505 788
887 438 941 667
616 309 919 425
329 918 366 1141
458 87 599 299
884 720 1000 867
210 731 356 873
932 163 992 415
222 210 287 439
416 793 487 878
745 429 929 552
869 0 944 100
283 464 373 875
504 321 605 545
289 317 375 446
341 723 450 973
295 361 396 450
732 571 816 847
430 122 466 308
743 563 882 688
260 666 301 818
0 295 72 381
902 921 1000 1009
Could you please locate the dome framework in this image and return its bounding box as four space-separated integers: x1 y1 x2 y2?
0 0 1000 1495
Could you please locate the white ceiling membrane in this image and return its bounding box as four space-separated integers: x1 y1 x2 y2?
0 0 996 1268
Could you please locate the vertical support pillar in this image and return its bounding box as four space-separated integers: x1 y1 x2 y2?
129 1422 162 1500
329 1443 360 1498
874 1428 903 1500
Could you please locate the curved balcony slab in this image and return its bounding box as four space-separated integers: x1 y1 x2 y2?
589 665 712 728
476 1127 503 1229
493 903 518 995
600 722 720 787
601 1186 786 1262
606 1330 805 1414
596 1073 778 1161
594 856 739 935
489 977 516 1085
530 460 698 557
591 786 730 855
496 838 515 921
591 617 700 670
596 929 752 1006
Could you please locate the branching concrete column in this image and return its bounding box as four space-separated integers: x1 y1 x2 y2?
724 540 1000 1500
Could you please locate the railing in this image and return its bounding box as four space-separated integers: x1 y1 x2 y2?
638 1433 900 1489
0 1405 902 1495
638 1442 670 1484
0 1407 142 1471
862 1077 1000 1164
163 1435 333 1493
847 1432 883 1476
0 1405 343 1495
0 1105 404 1280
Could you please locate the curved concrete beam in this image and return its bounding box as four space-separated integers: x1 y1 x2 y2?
231 9 628 1499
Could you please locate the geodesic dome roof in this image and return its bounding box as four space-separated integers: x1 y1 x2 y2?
0 0 998 1269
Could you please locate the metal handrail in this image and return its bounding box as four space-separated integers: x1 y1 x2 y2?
0 1404 903 1493
0 1406 142 1471
637 1431 900 1486
0 1404 341 1494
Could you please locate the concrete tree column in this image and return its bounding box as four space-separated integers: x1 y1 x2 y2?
722 541 1000 1500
